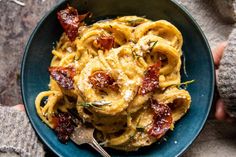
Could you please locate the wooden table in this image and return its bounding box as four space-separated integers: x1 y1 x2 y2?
0 1 235 156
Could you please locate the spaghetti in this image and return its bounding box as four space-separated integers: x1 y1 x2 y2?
35 9 191 151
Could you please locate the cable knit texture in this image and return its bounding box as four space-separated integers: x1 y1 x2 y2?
213 0 236 23
218 29 236 117
0 105 44 157
177 0 234 47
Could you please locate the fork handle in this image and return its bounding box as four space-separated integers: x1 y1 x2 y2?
89 138 111 157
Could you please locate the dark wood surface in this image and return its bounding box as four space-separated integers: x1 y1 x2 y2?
0 1 235 156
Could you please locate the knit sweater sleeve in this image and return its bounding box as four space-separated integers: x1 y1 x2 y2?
213 0 236 23
0 105 45 157
218 29 236 117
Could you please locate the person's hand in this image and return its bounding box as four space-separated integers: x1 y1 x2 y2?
12 104 25 111
212 42 234 122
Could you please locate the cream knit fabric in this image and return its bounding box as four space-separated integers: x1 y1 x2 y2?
0 106 44 157
213 0 236 23
218 29 236 117
177 0 234 47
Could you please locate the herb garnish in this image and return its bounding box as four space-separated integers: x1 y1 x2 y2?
136 127 145 132
77 101 111 109
150 40 158 51
177 80 195 89
131 51 142 60
127 19 145 26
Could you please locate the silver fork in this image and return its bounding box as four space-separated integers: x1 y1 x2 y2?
70 124 111 157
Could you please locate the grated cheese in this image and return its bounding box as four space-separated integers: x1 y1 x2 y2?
123 90 132 101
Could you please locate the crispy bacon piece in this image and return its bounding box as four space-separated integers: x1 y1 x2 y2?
148 99 172 138
88 71 116 90
57 6 89 41
139 61 161 95
53 112 76 143
48 66 76 89
95 35 114 50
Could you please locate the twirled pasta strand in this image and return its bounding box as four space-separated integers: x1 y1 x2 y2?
35 16 191 151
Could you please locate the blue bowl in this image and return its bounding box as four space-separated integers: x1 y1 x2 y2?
21 0 214 156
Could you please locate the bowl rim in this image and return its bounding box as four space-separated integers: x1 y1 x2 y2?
20 0 215 156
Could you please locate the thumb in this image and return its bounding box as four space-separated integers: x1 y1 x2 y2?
212 42 227 67
215 99 227 121
12 104 25 112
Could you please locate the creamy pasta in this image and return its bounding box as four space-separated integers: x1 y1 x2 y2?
35 13 191 151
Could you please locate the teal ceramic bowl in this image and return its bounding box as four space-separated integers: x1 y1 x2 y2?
21 0 214 156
